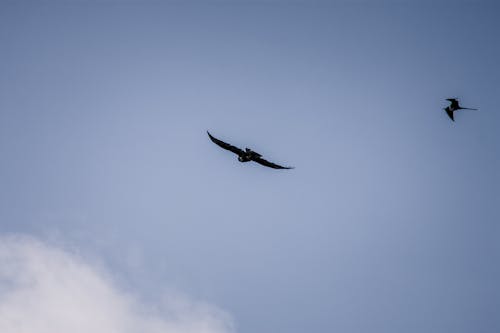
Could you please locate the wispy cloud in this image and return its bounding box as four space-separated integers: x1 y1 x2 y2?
0 234 234 333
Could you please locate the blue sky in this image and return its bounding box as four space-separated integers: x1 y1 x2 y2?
0 1 499 333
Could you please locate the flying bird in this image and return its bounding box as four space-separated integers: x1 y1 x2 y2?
443 98 478 121
207 131 294 169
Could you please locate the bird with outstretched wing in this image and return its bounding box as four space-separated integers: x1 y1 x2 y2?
443 98 478 122
207 131 293 170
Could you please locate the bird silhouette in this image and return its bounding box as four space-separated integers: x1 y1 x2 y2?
444 98 478 121
207 131 294 169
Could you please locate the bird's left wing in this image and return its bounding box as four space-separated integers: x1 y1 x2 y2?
207 131 245 155
253 156 294 169
445 109 455 121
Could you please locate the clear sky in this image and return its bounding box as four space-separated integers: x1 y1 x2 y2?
0 1 499 333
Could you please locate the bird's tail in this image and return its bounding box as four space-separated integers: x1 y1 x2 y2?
460 107 478 111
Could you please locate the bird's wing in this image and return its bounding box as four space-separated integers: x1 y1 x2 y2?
445 109 455 121
207 131 245 155
253 156 294 169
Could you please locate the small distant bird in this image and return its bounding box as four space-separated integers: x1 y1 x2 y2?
444 98 478 121
207 131 294 169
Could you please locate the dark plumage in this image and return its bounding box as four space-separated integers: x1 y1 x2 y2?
207 131 294 169
443 98 478 122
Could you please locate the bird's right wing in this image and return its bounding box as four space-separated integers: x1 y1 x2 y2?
207 131 245 155
253 156 294 169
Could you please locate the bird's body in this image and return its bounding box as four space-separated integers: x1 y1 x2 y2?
237 148 261 162
443 98 477 121
207 131 293 169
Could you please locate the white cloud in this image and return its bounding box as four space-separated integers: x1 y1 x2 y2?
0 235 234 333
